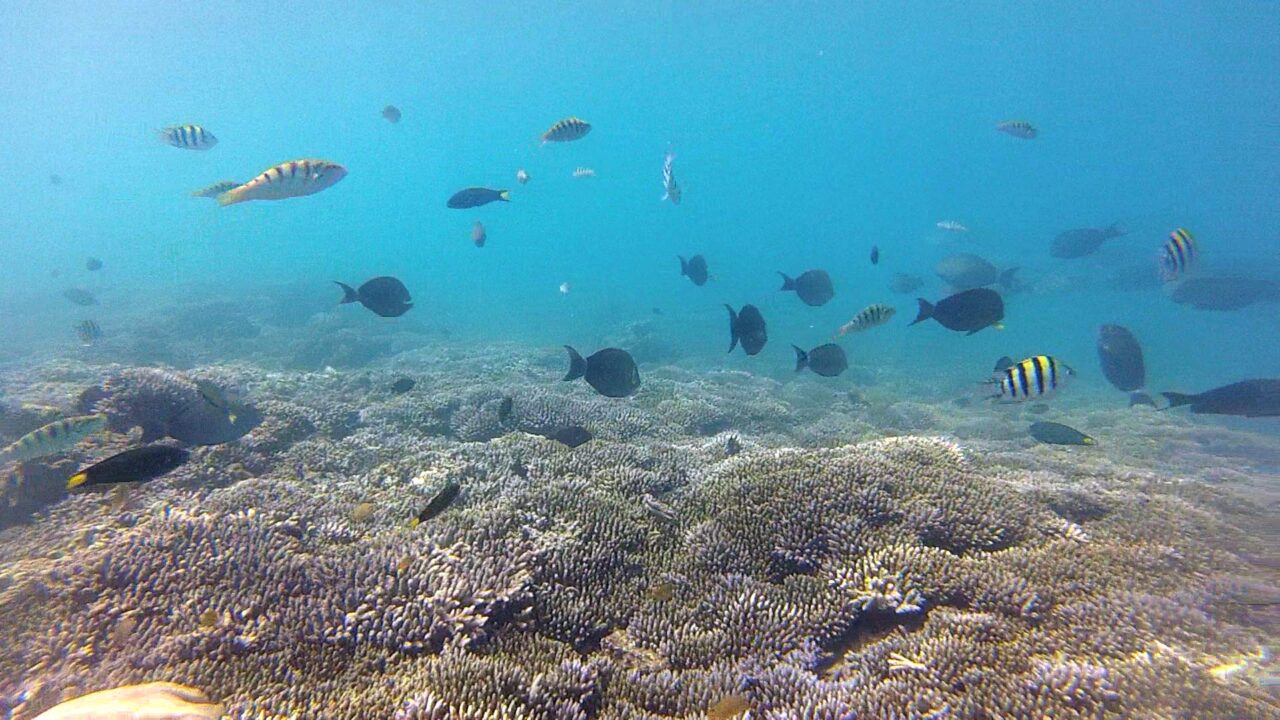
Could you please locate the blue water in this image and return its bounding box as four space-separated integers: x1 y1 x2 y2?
2 1 1279 398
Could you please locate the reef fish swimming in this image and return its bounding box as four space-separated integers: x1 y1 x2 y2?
218 159 347 206
678 254 708 286
936 220 968 233
991 355 1075 402
411 481 461 526
447 187 510 209
0 414 107 465
85 257 103 271
157 124 217 150
661 148 680 204
1163 379 1280 417
382 105 401 123
550 425 593 448
75 319 102 345
62 288 98 306
934 253 1017 291
1029 421 1095 446
1159 227 1197 281
541 116 592 143
1050 223 1127 259
66 445 190 489
725 304 768 356
1169 275 1280 311
191 180 240 199
335 276 413 317
910 288 1004 335
1096 324 1153 406
564 346 641 398
472 221 487 248
779 269 834 306
390 378 415 394
996 120 1037 139
870 245 879 265
793 343 848 377
572 167 596 178
836 304 896 336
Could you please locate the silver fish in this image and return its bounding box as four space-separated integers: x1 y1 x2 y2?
661 149 681 204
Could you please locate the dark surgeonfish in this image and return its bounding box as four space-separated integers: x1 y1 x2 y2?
382 105 402 123
779 269 834 306
1050 223 1126 259
678 255 708 286
1163 379 1280 417
910 288 1004 335
1029 421 1095 446
1169 275 1280 311
726 304 767 355
335 276 413 317
550 425 592 448
390 378 415 394
62 288 98 306
934 254 1021 292
446 187 509 209
67 445 190 489
793 344 848 377
563 346 640 398
1096 324 1154 406
411 481 461 527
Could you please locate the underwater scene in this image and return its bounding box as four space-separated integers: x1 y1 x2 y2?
2 2 1279 718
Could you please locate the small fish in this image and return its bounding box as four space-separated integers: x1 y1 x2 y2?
472 221 487 248
564 346 641 398
911 288 1004 335
190 180 240 199
75 320 102 346
996 120 1037 139
641 493 676 522
336 276 413 318
936 220 969 233
85 257 103 271
67 445 190 489
390 378 415 394
497 396 514 424
0 414 108 465
678 254 709 286
836 304 896 336
993 356 1015 372
352 502 377 522
726 304 768 356
793 344 848 377
541 116 592 144
707 694 752 720
382 105 401 123
49 173 63 186
559 282 571 295
661 148 681 204
551 425 592 448
411 481 461 526
1159 227 1197 282
779 269 835 306
218 159 346 206
1029 421 1095 446
516 168 530 185
1163 379 1280 418
194 380 237 423
870 245 880 265
991 355 1075 402
447 187 509 209
157 124 218 150
62 288 98 306
572 167 596 178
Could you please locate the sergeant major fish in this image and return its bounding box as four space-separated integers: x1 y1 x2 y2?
836 304 896 337
157 124 217 150
0 414 108 465
218 159 347 206
991 355 1075 402
541 116 592 144
1159 227 1197 282
75 319 102 346
661 148 681 204
996 120 1037 139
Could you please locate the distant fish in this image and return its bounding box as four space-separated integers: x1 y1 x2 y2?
62 288 98 306
793 343 848 377
85 257 103 271
1169 275 1280 311
725 304 768 356
936 220 968 233
0 414 107 465
1163 379 1280 417
996 120 1037 139
572 167 596 178
390 378 415 394
934 253 1008 290
661 148 681 204
75 319 102 346
382 105 402 123
889 272 924 294
67 444 189 489
1159 227 1197 281
218 159 346 206
779 269 834 306
836 304 896 336
678 254 708 286
991 355 1075 402
335 276 413 318
411 481 461 526
559 282 571 295
541 116 591 144
516 168 530 185
1050 223 1126 259
1097 324 1149 405
472 221 487 248
550 425 592 448
447 187 509 209
563 346 641 398
157 124 218 150
911 288 1004 335
870 245 879 265
191 180 240 199
725 435 742 456
1029 421 1095 446
49 174 63 186
497 396 514 424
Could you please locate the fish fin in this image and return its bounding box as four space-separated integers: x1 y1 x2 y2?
334 281 359 304
661 192 669 202
563 346 587 381
791 345 808 372
1161 391 1197 409
499 190 511 201
778 272 795 291
215 187 245 206
909 299 933 325
724 305 739 353
67 472 89 490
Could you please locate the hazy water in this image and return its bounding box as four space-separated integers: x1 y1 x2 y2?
1 1 1279 400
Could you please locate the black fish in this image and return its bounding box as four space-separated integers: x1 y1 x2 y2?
390 378 415 394
67 445 189 489
1029 421 1095 446
563 346 641 398
62 288 98 306
413 481 461 525
870 246 880 265
382 105 402 123
335 276 413 318
910 288 1004 335
1097 324 1147 404
1170 276 1280 311
551 425 592 448
778 269 834 306
85 257 103 271
678 254 708 286
889 273 924 294
994 356 1015 372
498 396 514 424
447 187 510 209
725 435 742 456
1163 379 1280 418
793 344 848 377
1050 223 1126 259
725 304 767 356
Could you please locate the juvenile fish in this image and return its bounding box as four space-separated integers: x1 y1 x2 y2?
996 120 1037 139
541 116 592 143
411 481 461 527
191 180 240 199
0 414 107 464
836 304 895 336
218 159 347 206
158 124 218 150
67 445 189 489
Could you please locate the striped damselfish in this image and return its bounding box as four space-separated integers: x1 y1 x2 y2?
991 355 1075 402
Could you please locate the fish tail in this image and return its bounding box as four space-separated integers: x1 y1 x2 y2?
216 187 246 206
334 281 359 304
778 272 795 291
724 305 739 353
678 256 688 276
499 190 511 202
910 298 934 325
1161 391 1197 409
563 346 586 381
791 345 808 372
67 471 89 490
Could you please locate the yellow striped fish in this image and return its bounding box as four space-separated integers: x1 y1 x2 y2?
541 116 592 144
191 180 240 199
991 356 1074 402
1160 227 1197 281
836 304 896 337
0 414 107 464
217 159 347 206
158 124 218 150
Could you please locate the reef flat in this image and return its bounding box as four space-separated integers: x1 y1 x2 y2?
0 345 1277 719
